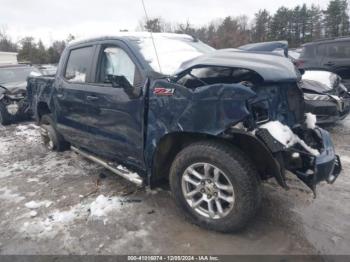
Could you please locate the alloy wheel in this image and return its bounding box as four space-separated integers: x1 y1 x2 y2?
181 162 235 219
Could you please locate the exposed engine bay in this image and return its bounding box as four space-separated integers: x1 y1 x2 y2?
0 84 30 124
173 65 341 193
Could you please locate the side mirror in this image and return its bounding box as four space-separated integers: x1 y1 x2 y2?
107 75 132 89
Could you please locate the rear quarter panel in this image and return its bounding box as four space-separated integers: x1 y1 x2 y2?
27 76 56 121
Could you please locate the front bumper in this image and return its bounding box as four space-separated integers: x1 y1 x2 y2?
292 128 342 191
304 97 350 125
257 127 342 192
2 96 30 117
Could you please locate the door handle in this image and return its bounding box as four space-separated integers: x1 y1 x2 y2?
324 62 335 66
86 95 99 101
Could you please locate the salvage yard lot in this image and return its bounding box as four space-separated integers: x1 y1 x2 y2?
0 119 350 255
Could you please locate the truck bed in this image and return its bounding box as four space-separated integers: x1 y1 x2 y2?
27 76 55 121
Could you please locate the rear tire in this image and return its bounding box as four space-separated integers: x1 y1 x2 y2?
169 141 261 232
40 114 69 151
0 101 13 125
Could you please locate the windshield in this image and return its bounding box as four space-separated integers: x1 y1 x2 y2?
132 36 215 75
0 67 41 84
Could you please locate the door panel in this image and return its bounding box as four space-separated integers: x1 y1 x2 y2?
83 43 146 169
54 45 96 147
83 85 144 167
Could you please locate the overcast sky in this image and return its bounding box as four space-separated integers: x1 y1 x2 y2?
1 0 330 46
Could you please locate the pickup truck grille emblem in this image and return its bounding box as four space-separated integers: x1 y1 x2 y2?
153 87 175 96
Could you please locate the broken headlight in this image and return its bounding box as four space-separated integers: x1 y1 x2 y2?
251 100 269 124
7 93 25 99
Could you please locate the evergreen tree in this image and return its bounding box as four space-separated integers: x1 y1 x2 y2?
252 9 271 42
0 27 17 52
47 41 66 64
17 37 37 63
35 40 47 64
324 0 350 37
308 5 323 41
269 7 293 42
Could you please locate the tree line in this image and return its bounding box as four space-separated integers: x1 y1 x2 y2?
141 0 350 49
0 0 349 64
0 29 74 64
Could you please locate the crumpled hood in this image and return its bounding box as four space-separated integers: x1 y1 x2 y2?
302 70 338 93
176 49 299 82
0 81 27 94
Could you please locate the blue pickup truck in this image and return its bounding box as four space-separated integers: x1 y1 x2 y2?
27 33 342 232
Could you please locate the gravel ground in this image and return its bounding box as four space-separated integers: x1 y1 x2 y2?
0 118 349 255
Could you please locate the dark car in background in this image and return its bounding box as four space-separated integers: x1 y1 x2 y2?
302 70 350 124
238 40 350 124
0 64 41 125
297 37 350 89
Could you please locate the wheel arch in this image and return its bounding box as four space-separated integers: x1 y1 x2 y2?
150 130 286 188
36 101 51 123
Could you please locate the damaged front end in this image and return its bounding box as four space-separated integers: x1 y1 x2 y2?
0 83 30 120
240 79 342 193
233 82 342 194
254 119 341 194
151 50 342 194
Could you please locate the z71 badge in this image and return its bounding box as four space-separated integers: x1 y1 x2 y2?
153 87 175 96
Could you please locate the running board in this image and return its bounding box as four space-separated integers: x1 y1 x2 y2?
71 146 144 186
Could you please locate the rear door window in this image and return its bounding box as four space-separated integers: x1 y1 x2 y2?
327 42 350 59
317 44 327 57
64 46 94 83
300 45 316 59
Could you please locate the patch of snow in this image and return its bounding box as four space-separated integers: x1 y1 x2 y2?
341 156 350 164
0 139 13 156
138 36 204 75
117 165 129 172
25 200 52 209
292 152 300 158
146 187 163 195
19 204 85 239
305 113 317 129
27 177 40 183
0 159 42 179
14 125 41 143
0 187 25 203
19 194 127 239
49 208 78 223
89 195 121 218
260 121 320 156
29 210 37 217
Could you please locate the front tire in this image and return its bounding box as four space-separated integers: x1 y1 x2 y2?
169 141 261 232
40 114 69 151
